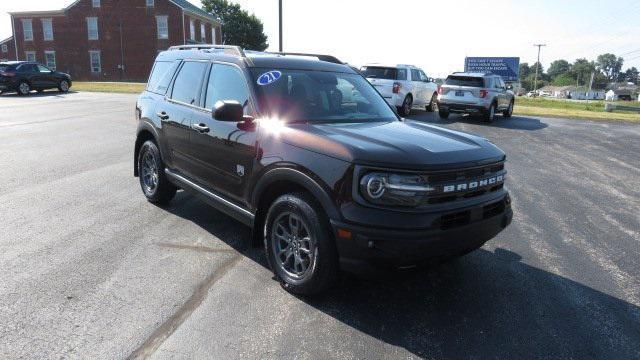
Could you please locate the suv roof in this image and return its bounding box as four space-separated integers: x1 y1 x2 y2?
451 72 495 78
155 45 356 74
362 63 418 69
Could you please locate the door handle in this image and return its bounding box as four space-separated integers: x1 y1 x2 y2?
191 123 210 133
156 111 169 120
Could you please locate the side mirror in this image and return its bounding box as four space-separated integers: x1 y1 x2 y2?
213 100 244 122
506 84 513 90
428 77 435 83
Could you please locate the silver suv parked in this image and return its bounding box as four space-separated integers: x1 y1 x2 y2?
437 72 514 122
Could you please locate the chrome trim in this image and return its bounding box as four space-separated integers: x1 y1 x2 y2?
164 168 254 220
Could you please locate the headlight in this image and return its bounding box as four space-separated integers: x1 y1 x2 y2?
359 172 435 207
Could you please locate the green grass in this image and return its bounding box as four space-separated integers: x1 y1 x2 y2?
514 97 640 122
72 81 146 94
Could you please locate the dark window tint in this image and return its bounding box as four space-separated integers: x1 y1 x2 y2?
361 66 398 80
170 61 207 105
37 64 50 73
205 64 252 113
411 69 420 81
396 69 407 80
0 65 9 72
445 76 485 87
18 64 38 72
148 61 179 94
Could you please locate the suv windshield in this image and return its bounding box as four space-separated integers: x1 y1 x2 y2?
250 69 398 123
361 66 398 80
445 76 485 87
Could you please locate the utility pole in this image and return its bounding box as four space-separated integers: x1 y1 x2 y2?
278 0 283 52
533 44 546 94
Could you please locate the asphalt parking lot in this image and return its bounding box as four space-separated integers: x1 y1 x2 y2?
1 91 639 359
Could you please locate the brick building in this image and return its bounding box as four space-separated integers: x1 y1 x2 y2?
0 36 17 62
8 0 222 81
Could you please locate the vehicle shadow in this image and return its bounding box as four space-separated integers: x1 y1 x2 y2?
0 90 77 97
408 111 549 131
161 192 639 359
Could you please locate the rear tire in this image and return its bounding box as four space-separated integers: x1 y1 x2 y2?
138 140 177 204
398 95 412 116
17 81 30 96
265 192 339 296
484 102 496 122
426 93 438 112
438 109 450 119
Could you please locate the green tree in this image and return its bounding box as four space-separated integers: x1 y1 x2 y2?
570 58 596 86
547 59 571 80
596 53 624 82
552 73 576 86
519 62 530 79
620 67 638 84
202 0 268 51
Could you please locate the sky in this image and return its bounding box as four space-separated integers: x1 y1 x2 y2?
1 0 639 78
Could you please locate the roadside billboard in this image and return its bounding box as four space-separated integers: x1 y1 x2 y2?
464 57 520 82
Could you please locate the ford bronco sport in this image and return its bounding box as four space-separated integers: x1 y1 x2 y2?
134 45 512 295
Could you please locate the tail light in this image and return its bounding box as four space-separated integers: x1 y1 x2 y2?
0 71 15 77
437 85 444 94
392 82 401 94
479 89 488 98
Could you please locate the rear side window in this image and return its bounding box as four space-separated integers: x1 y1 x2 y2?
445 76 485 87
147 61 179 94
361 66 398 80
170 61 208 105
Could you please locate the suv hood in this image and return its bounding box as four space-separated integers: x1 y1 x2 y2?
281 120 505 170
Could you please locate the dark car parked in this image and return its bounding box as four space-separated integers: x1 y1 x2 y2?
0 61 72 96
134 45 513 295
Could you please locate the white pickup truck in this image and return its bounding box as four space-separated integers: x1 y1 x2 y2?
361 64 439 116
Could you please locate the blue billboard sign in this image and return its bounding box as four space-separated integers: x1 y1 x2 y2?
464 57 520 82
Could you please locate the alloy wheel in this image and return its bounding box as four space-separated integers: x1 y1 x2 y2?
271 212 316 280
60 81 69 92
141 150 159 194
19 82 30 95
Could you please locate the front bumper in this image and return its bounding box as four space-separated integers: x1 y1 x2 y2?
331 194 512 267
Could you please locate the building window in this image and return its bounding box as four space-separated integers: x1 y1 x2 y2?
156 16 168 39
92 0 100 8
25 51 36 62
146 0 154 6
87 17 99 40
42 19 54 41
201 24 206 42
189 19 195 41
22 19 33 41
211 27 217 45
89 51 101 73
44 51 56 70
1 44 7 53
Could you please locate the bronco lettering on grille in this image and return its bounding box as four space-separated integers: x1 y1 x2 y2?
443 174 504 193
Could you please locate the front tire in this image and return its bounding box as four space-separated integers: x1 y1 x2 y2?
438 109 450 119
265 192 339 295
58 80 70 93
398 95 412 116
138 140 176 204
503 100 514 118
426 93 438 112
17 81 30 96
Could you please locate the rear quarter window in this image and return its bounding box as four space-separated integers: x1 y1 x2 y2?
361 67 398 80
445 76 485 87
147 61 179 94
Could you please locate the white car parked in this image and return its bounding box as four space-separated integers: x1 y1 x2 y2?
361 64 439 116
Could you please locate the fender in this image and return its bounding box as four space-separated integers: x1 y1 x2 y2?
251 167 341 221
133 120 161 177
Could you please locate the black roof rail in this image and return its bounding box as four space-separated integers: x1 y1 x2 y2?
263 52 343 64
168 44 246 57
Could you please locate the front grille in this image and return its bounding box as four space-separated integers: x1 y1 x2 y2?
421 162 506 205
439 199 506 230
